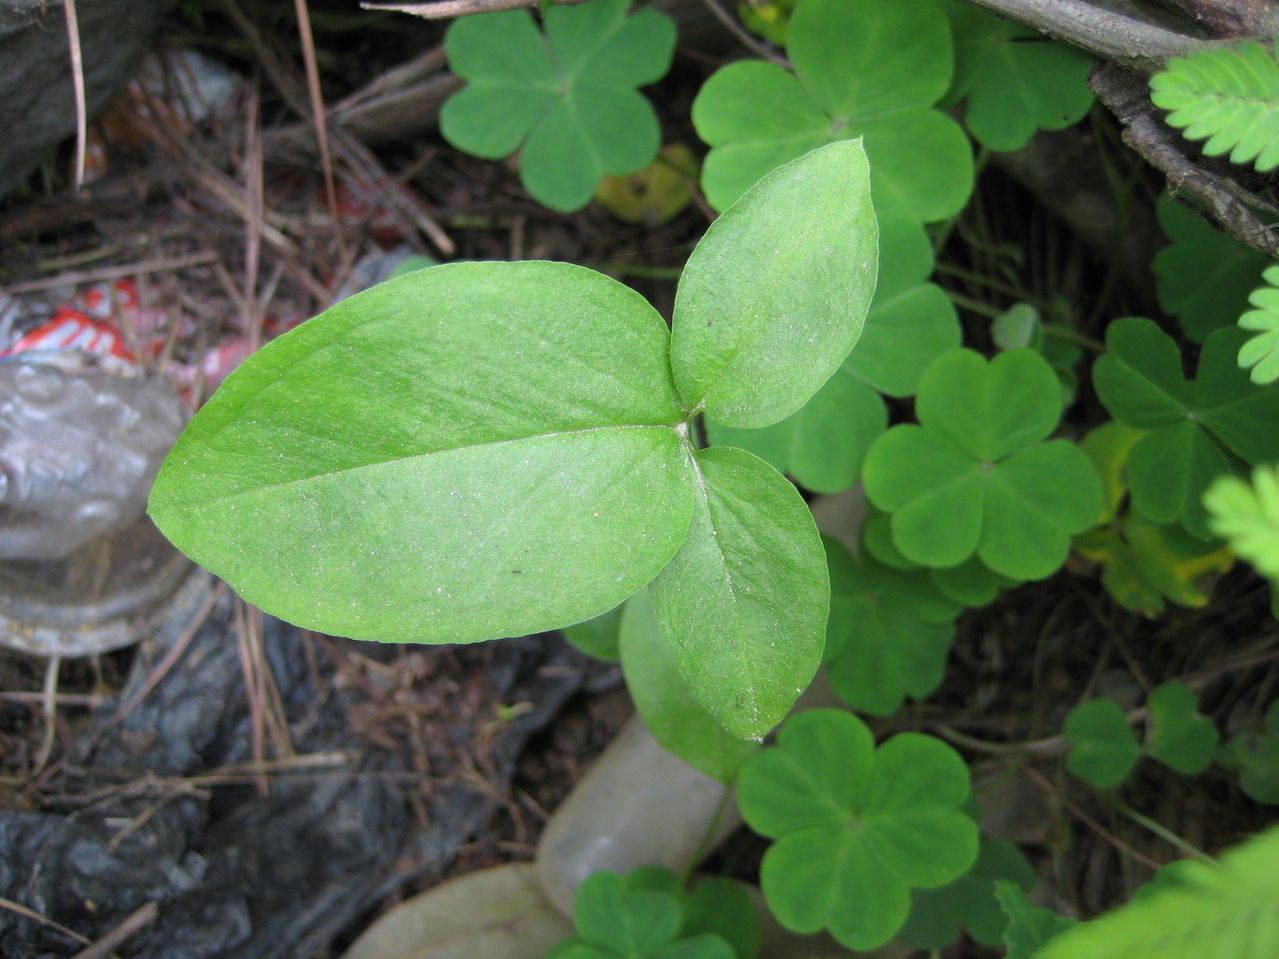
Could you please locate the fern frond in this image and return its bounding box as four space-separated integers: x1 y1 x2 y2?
1034 825 1279 959
1238 264 1279 384
1150 40 1279 171
1206 465 1279 582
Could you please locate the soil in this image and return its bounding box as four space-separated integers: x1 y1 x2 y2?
1 2 1278 958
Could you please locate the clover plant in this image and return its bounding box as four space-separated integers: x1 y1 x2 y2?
900 837 1035 950
1093 317 1279 539
1217 697 1279 804
822 536 961 716
736 709 978 950
149 139 877 741
439 0 675 212
1064 682 1218 789
548 867 757 959
941 0 1095 152
1152 198 1271 344
863 347 1103 579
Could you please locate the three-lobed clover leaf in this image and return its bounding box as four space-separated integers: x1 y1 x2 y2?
823 537 961 716
942 0 1095 152
148 139 878 741
691 0 972 223
440 0 676 212
1152 197 1270 343
1237 264 1279 385
900 838 1036 950
863 347 1103 579
1064 698 1141 789
1092 317 1279 539
737 709 978 950
548 869 744 959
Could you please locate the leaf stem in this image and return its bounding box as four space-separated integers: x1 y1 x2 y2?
1103 793 1220 865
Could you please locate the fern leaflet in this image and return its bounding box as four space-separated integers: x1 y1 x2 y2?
1034 825 1279 959
1206 465 1279 582
1238 264 1279 384
1150 40 1279 171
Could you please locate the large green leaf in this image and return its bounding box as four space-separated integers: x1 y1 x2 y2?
692 0 972 218
149 261 695 644
738 710 977 951
671 139 877 429
943 0 1094 151
1034 825 1279 959
618 589 758 781
1094 317 1279 537
863 349 1103 578
440 0 675 212
648 446 828 740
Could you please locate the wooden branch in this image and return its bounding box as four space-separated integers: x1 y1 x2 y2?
1090 61 1279 257
360 0 592 19
957 0 1227 72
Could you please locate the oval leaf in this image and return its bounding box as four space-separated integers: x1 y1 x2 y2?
149 261 696 644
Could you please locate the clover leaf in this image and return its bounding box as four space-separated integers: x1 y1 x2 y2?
549 870 738 959
440 0 676 212
1218 698 1279 804
737 709 978 950
1153 198 1270 343
1146 681 1219 775
1092 317 1279 539
931 557 1020 608
901 838 1036 949
995 881 1076 959
692 0 972 221
863 348 1103 579
1064 698 1141 788
823 537 960 716
942 0 1094 152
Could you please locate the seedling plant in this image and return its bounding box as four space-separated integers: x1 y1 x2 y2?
149 0 1279 955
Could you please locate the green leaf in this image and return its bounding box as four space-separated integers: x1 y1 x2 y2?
575 871 683 956
618 589 758 781
1146 681 1219 775
1205 465 1279 581
1034 824 1279 958
1153 198 1271 343
900 838 1036 949
863 349 1103 578
1219 698 1279 804
930 557 1018 608
680 878 761 959
823 538 959 716
943 0 1095 152
692 0 972 219
440 0 675 211
1094 318 1279 537
648 446 828 740
704 368 886 494
148 261 695 645
562 603 624 661
994 881 1076 959
738 710 977 951
1063 698 1141 788
671 139 877 429
1150 39 1279 171
1237 263 1279 384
